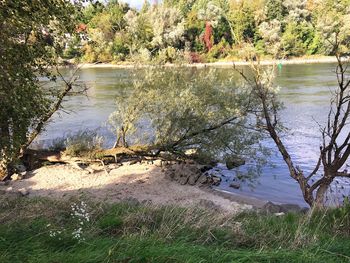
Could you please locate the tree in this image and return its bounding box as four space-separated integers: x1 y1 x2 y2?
106 1 129 32
197 2 225 50
184 9 205 51
163 0 196 16
147 5 185 50
314 0 350 55
281 21 314 57
283 0 310 23
280 0 315 57
265 0 287 21
0 0 83 179
124 4 186 61
203 21 214 51
108 67 263 163
228 1 256 44
124 10 153 54
83 1 131 62
236 0 350 207
258 19 282 56
81 1 105 24
76 0 344 62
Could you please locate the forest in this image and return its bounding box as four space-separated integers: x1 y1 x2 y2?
64 0 343 64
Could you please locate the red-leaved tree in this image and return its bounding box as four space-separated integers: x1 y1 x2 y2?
203 21 213 51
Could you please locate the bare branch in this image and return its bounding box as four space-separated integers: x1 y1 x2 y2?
20 65 85 153
306 152 322 181
162 116 240 151
336 171 350 177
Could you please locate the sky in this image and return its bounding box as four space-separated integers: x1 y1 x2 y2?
120 0 148 9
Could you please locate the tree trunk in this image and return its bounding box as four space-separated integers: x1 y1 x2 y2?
314 181 332 208
0 160 8 181
113 127 128 148
301 187 315 208
0 118 12 181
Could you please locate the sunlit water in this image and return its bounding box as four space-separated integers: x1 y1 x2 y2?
37 64 350 207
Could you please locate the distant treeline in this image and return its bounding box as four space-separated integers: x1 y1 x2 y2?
64 0 349 63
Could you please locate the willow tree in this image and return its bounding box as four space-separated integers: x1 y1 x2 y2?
0 0 83 180
237 0 350 207
108 67 263 163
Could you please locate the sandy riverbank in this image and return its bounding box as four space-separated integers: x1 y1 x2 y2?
75 56 346 69
0 162 259 213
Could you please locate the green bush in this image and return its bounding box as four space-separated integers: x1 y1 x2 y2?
206 38 230 61
112 33 129 60
48 130 103 157
97 44 114 62
130 48 152 63
307 32 325 55
281 22 315 57
65 130 103 157
63 35 82 59
155 47 185 64
82 44 98 63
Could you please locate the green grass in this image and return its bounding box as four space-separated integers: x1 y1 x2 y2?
0 196 350 263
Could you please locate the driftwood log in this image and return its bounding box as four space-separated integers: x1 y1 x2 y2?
22 146 155 170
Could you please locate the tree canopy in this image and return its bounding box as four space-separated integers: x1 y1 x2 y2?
108 67 265 164
62 0 350 63
0 0 83 179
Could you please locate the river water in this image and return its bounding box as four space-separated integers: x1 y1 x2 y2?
37 63 350 207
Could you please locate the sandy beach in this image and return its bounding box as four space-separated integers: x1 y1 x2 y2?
0 162 258 213
75 56 346 69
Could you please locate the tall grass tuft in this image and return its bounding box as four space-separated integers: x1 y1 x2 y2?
47 129 104 157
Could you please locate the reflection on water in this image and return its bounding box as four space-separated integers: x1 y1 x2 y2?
37 63 350 207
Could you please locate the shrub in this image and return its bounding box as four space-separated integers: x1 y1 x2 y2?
62 35 82 59
97 43 114 62
48 130 103 157
130 48 152 63
65 130 103 157
155 47 185 64
112 33 129 60
281 21 315 57
184 51 203 63
82 44 98 63
206 38 230 61
108 67 264 164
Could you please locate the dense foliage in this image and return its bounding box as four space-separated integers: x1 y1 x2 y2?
0 0 82 179
65 0 350 64
108 67 265 164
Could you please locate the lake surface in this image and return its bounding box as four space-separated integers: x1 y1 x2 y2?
37 64 350 207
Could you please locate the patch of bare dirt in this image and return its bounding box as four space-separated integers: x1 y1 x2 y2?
0 162 253 213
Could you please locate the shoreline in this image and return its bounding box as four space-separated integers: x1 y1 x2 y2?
75 56 346 69
0 163 257 213
207 188 267 208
